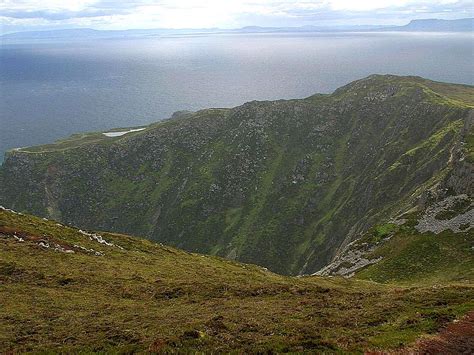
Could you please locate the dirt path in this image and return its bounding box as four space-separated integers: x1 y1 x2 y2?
411 311 474 354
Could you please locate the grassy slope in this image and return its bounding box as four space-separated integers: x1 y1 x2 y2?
1 208 474 353
354 218 474 285
12 125 152 154
416 77 474 107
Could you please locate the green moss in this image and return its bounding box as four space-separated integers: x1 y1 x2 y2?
389 161 402 171
232 144 285 253
465 130 474 163
403 120 463 158
375 223 396 236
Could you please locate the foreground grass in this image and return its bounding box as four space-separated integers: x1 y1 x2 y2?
1 209 473 353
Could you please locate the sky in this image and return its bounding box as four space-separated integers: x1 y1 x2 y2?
1 0 473 34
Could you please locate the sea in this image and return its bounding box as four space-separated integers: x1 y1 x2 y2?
1 31 473 162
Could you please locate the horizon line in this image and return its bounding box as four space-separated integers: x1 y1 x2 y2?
2 17 473 36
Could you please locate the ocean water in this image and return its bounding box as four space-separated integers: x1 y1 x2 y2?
1 32 473 162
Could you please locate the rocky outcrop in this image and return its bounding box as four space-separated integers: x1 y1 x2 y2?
313 238 387 277
415 194 473 234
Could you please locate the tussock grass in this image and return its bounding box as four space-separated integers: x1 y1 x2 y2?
1 209 473 352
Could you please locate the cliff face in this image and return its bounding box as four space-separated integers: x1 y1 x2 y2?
1 75 473 275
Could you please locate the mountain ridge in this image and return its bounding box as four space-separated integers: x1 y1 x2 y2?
399 18 474 32
2 18 472 39
1 75 473 275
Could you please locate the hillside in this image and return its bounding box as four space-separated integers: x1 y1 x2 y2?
316 207 473 284
1 207 473 352
1 75 473 275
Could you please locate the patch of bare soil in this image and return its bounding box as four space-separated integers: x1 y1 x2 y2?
411 311 474 354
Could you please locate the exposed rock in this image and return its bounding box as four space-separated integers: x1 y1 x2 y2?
416 195 473 234
313 237 389 277
79 230 124 250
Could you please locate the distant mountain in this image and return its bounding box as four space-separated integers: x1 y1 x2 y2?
233 24 391 33
1 75 472 276
0 27 220 40
2 18 471 40
1 25 384 40
396 18 474 32
0 28 101 39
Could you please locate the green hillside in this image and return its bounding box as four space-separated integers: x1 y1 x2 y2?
321 211 474 285
357 226 474 284
1 75 473 276
1 207 473 353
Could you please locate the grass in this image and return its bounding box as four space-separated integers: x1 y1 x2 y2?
13 132 109 153
12 126 148 154
355 216 474 285
418 79 474 107
466 130 474 163
403 120 463 158
1 208 473 353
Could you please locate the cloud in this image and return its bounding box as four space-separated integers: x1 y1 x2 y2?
0 0 472 32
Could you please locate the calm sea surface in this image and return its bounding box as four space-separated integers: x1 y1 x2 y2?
1 32 473 161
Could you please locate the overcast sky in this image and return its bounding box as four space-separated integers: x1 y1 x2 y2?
1 0 473 34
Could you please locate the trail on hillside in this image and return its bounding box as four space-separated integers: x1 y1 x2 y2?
411 311 474 353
